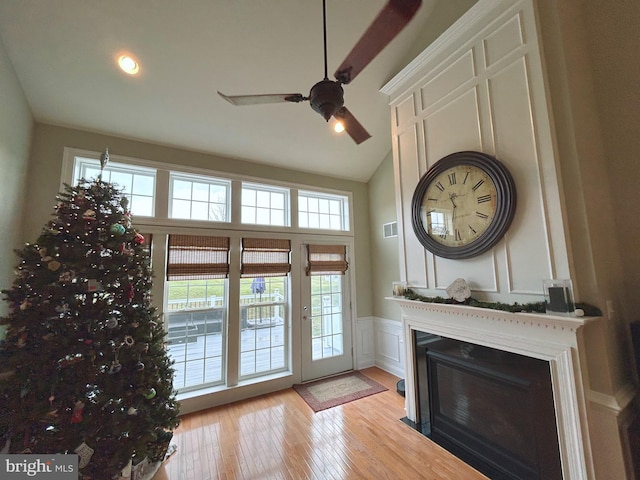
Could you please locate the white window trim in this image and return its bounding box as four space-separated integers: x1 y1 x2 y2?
168 171 232 223
61 147 354 236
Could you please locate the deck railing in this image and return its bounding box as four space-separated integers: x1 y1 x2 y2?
167 290 283 312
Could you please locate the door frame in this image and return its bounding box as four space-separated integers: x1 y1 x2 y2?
298 241 355 382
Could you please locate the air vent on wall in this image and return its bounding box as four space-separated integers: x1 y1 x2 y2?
383 221 398 238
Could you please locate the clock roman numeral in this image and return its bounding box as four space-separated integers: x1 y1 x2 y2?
448 173 456 185
476 211 489 219
463 171 470 184
472 179 484 191
435 181 445 192
477 195 492 204
469 225 477 234
455 229 462 241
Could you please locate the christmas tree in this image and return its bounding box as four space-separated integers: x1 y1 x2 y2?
0 150 180 479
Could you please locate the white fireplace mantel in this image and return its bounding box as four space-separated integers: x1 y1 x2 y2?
390 298 600 479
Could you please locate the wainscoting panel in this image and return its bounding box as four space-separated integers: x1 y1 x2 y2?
355 316 375 370
373 317 405 378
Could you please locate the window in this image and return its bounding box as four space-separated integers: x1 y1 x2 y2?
165 235 230 391
63 148 356 395
310 275 344 360
239 238 291 378
298 190 349 231
241 183 289 226
169 172 230 222
73 157 156 217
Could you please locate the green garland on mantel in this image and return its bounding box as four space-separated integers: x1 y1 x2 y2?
403 288 603 317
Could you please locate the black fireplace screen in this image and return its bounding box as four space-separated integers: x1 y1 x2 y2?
415 335 562 480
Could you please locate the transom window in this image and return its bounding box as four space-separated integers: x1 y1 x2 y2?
298 190 349 231
169 172 230 222
241 183 289 226
73 157 156 217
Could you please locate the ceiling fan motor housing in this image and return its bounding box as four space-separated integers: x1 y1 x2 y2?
309 79 344 121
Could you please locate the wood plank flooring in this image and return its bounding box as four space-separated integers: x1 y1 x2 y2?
152 367 488 479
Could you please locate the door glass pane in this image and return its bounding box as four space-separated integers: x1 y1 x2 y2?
310 274 344 360
166 278 226 391
239 276 288 378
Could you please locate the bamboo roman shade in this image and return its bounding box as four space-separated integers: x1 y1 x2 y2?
241 238 291 278
166 234 230 280
306 244 348 275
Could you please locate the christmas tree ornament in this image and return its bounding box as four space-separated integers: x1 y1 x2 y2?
82 209 97 221
75 442 95 469
127 407 138 416
70 400 85 423
86 279 103 292
135 361 145 371
110 223 126 235
123 335 135 347
100 147 109 170
144 388 157 400
58 270 74 282
108 361 122 374
133 232 145 245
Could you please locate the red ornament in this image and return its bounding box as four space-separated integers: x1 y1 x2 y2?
71 400 85 423
134 232 145 244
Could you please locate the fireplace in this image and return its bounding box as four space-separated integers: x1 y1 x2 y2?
392 299 599 479
415 334 562 479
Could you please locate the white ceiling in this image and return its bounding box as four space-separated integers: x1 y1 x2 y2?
0 0 464 182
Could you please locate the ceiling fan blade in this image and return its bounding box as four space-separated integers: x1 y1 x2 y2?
334 0 422 84
218 91 306 106
334 107 371 144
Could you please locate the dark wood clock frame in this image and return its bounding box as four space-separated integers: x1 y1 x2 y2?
411 151 517 259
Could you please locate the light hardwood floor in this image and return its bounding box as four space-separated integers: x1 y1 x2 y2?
152 367 488 479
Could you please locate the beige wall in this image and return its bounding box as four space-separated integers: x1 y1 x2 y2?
536 0 637 394
368 152 401 321
25 123 374 318
0 35 33 322
584 0 640 322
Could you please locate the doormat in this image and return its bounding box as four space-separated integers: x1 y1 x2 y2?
293 371 388 412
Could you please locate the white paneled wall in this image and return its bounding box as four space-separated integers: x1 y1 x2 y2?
356 317 405 379
373 318 405 378
382 0 571 303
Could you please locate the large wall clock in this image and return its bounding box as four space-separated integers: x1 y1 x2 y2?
411 151 516 259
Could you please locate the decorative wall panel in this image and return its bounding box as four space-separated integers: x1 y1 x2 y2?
383 0 569 303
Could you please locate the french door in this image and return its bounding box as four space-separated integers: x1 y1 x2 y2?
300 244 353 382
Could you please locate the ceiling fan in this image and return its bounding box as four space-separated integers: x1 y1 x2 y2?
217 0 422 144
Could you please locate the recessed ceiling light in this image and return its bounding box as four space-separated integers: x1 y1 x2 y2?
117 54 140 75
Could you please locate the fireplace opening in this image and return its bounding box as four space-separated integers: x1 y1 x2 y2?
411 332 562 479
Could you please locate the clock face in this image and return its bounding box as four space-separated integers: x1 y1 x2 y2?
421 164 498 247
411 151 516 259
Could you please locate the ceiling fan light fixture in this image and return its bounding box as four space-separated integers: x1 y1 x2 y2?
333 120 345 134
117 54 140 75
309 79 344 121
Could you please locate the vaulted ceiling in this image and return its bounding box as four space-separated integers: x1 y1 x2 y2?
0 0 475 182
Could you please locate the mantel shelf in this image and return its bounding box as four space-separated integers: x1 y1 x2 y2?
386 297 599 333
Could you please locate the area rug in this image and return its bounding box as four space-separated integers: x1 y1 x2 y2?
293 371 388 412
